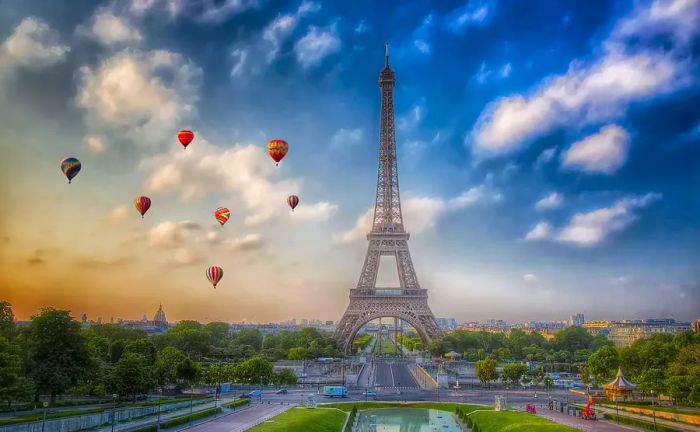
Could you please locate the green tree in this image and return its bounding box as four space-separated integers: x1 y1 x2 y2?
276 368 298 385
234 356 275 384
110 353 154 402
427 340 447 357
28 309 89 404
475 358 498 387
287 346 308 361
543 376 553 391
665 375 694 404
529 367 545 388
501 363 527 388
156 346 187 386
0 301 16 340
176 358 199 385
0 336 33 406
637 368 666 396
124 339 157 364
553 326 593 352
588 345 620 384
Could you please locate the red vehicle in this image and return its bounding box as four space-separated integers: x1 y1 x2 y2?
582 396 597 420
525 404 537 414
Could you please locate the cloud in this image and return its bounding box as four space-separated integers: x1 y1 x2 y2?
534 147 556 168
0 17 69 75
26 249 47 266
469 0 697 160
142 140 336 226
330 128 363 150
294 25 341 68
610 0 700 48
446 0 495 32
523 273 538 283
524 222 553 241
561 125 631 174
354 19 368 34
77 49 201 147
535 192 563 210
106 205 131 222
128 0 256 23
149 220 200 249
291 202 338 222
84 135 107 154
230 48 247 77
411 14 434 56
525 193 661 246
74 256 130 268
225 233 263 251
87 10 142 46
500 63 512 78
397 104 423 132
169 248 204 266
473 62 492 85
336 181 502 243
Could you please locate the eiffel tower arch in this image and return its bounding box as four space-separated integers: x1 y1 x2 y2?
335 45 441 354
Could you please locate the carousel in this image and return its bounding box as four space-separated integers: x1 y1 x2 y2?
603 368 637 401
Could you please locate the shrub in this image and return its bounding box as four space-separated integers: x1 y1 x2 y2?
161 407 221 429
603 414 683 432
223 399 250 409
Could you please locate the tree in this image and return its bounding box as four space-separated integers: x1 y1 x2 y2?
276 368 298 385
234 356 275 384
156 346 187 386
28 309 89 404
0 336 33 406
529 367 545 388
553 326 593 353
287 347 308 361
588 345 620 384
428 340 446 357
110 353 154 402
0 301 16 340
665 375 694 405
176 358 199 385
501 363 527 388
124 339 157 364
637 368 666 396
543 376 553 392
475 358 498 387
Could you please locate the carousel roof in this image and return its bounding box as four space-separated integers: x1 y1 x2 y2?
444 351 462 358
603 368 637 390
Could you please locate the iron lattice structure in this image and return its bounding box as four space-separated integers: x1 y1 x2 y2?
335 46 441 354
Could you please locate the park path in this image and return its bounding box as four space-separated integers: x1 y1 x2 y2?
537 408 640 431
184 403 292 432
593 405 700 432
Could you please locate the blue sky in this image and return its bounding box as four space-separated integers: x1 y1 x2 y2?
0 0 698 323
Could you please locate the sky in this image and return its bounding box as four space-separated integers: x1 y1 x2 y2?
0 0 698 324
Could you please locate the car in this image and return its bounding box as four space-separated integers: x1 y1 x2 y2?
363 390 377 397
239 394 251 399
247 390 261 398
275 388 288 394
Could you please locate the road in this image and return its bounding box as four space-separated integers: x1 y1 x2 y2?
185 403 292 432
374 360 418 389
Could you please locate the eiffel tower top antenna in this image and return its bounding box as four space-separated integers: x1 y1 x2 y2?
385 41 389 67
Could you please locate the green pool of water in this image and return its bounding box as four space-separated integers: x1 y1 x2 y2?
356 408 461 431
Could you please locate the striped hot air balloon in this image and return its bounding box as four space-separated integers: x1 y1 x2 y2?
267 139 288 165
206 266 224 288
287 195 299 211
177 130 194 149
214 207 230 227
60 157 81 184
134 196 151 218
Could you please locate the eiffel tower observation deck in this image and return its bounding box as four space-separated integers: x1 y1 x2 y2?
335 45 441 354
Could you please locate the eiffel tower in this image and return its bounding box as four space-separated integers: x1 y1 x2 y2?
335 45 441 354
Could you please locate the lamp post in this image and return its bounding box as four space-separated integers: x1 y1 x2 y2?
651 390 657 432
615 397 620 424
156 388 162 432
259 376 263 404
41 402 48 432
111 394 118 432
189 389 193 427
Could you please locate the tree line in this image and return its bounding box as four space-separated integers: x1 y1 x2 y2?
0 302 337 406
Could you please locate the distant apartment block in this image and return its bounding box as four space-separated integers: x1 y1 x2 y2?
568 313 585 327
608 319 692 347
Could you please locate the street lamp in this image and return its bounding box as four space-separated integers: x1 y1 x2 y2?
156 388 162 432
41 402 49 432
111 394 118 432
651 390 657 432
259 376 263 404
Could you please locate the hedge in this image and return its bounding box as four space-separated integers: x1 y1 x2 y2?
160 407 221 429
222 399 250 409
129 426 157 432
603 414 684 432
344 406 358 432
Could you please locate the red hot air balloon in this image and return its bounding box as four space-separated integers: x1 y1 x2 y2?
177 130 194 149
287 195 299 211
215 207 230 227
267 139 288 165
134 196 151 218
206 266 224 288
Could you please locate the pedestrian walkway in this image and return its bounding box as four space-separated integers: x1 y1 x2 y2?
594 405 700 432
537 408 640 431
185 403 292 432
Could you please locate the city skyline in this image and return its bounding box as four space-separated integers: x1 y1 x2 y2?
1 0 699 323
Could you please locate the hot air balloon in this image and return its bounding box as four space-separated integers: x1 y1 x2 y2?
177 130 194 149
206 266 224 288
60 157 81 184
134 196 151 218
215 207 230 227
287 195 299 211
267 139 288 165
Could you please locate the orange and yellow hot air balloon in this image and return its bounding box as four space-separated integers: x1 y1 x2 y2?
267 139 288 166
134 196 151 218
177 130 194 149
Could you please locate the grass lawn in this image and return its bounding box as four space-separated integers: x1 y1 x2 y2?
322 401 489 414
603 402 700 415
469 411 579 432
247 407 346 432
373 339 400 355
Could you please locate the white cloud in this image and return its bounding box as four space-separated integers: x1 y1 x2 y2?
473 62 492 85
142 140 336 226
500 63 512 78
397 104 423 131
535 192 563 210
106 205 130 223
169 248 203 266
525 193 661 246
88 10 142 46
354 19 368 34
291 201 338 222
610 0 700 48
447 0 494 32
84 135 107 154
225 233 263 251
523 273 538 283
330 128 363 149
294 25 341 68
230 48 247 77
336 181 502 244
524 222 553 241
534 147 556 168
0 17 69 74
562 125 631 174
128 0 256 23
77 49 201 146
149 220 200 249
414 40 430 55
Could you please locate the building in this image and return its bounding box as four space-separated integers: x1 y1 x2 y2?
568 313 585 327
583 321 612 336
692 318 700 333
154 304 167 324
436 318 458 331
608 319 692 347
